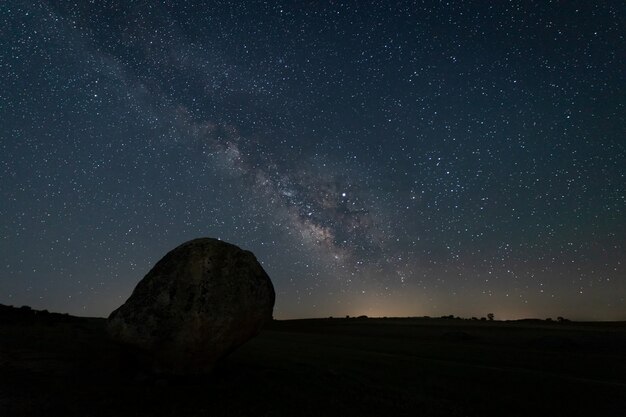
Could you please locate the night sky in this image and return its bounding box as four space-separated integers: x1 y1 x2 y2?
1 1 624 320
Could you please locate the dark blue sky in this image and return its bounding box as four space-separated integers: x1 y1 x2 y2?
1 1 624 319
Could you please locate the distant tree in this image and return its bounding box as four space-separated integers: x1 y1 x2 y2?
557 316 570 323
471 317 478 321
346 315 350 319
487 313 494 321
480 317 487 321
545 317 553 322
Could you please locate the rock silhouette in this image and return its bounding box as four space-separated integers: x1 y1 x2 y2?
107 238 275 374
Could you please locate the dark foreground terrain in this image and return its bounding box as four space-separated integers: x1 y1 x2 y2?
1 305 625 417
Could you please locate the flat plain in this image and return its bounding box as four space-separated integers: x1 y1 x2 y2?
1 305 625 417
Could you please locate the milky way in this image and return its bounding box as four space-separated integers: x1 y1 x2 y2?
1 1 624 319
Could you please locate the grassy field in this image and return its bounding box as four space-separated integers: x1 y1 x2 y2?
1 305 625 416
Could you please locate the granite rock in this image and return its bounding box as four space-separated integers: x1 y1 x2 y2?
107 238 275 374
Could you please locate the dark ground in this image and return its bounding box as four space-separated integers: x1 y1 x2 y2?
1 305 625 417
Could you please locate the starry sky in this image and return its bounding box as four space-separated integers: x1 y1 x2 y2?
1 1 625 320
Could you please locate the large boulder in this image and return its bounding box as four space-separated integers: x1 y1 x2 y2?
107 238 275 374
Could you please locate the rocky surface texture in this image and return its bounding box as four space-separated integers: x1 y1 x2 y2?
107 238 275 374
